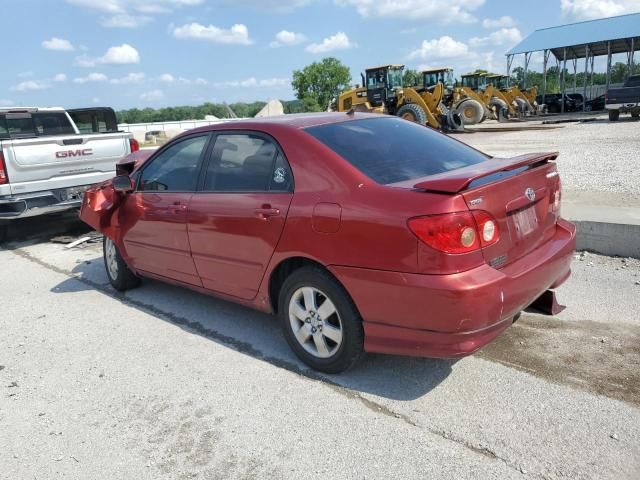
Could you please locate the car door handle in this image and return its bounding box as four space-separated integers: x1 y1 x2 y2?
255 206 280 219
168 203 187 214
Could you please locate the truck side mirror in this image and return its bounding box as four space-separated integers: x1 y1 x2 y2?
112 175 134 193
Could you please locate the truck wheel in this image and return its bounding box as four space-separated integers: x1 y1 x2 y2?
0 224 8 244
608 110 620 121
632 112 639 119
455 99 484 125
103 236 141 291
397 103 427 125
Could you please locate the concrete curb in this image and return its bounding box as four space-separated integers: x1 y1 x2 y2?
573 220 640 258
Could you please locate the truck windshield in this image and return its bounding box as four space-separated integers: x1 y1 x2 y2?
388 69 403 89
69 108 119 134
306 117 487 185
0 112 75 139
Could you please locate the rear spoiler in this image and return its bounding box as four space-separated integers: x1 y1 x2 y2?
411 152 558 193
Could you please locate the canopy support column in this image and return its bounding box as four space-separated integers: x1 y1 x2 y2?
561 48 567 114
606 41 612 92
523 52 531 89
506 54 514 86
542 49 549 105
583 45 589 111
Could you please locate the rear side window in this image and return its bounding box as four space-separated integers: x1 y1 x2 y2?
203 133 292 192
305 117 487 184
626 76 640 87
0 112 75 138
69 109 118 134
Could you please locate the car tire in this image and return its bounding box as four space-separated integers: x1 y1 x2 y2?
396 103 427 125
608 109 620 121
0 224 8 244
103 236 140 291
455 99 484 125
278 266 364 374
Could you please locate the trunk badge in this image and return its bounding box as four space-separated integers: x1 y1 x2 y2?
525 188 535 202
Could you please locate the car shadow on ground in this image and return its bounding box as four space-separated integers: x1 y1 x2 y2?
2 211 91 247
49 258 455 402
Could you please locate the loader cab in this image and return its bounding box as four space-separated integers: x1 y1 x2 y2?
486 74 509 90
365 65 404 108
422 68 455 94
461 73 488 91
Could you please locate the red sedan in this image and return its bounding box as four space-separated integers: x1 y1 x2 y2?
80 113 575 373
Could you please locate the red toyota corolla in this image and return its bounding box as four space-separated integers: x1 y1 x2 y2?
80 113 575 373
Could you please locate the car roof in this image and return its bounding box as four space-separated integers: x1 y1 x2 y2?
189 112 386 134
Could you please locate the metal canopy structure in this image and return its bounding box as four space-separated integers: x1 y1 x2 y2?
505 13 640 112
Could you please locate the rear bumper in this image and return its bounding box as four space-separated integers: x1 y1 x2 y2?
330 219 576 358
606 103 640 111
0 187 89 220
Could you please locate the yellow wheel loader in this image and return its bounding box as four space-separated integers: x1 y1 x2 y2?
337 65 463 131
486 74 538 116
421 68 490 125
461 73 518 121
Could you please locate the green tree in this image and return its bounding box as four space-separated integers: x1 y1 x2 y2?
291 57 351 111
403 69 421 87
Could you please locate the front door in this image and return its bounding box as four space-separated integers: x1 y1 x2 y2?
188 132 294 299
119 133 210 286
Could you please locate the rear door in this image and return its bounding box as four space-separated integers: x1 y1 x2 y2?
1 111 128 192
461 162 561 269
119 133 210 286
187 132 293 300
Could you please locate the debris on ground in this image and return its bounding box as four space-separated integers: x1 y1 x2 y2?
65 236 92 249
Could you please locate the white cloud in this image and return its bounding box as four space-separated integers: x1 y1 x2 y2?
194 77 208 85
42 37 75 51
561 0 640 20
214 77 289 88
10 81 50 92
0 99 15 106
53 73 67 82
172 23 253 45
408 36 469 60
17 71 34 78
335 0 484 23
225 0 311 11
100 14 153 28
75 44 141 67
306 32 354 53
110 72 145 84
140 89 164 101
73 73 109 84
159 73 175 82
66 0 204 14
469 27 522 48
270 30 307 47
482 16 515 28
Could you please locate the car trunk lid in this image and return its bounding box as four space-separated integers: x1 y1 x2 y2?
409 152 561 268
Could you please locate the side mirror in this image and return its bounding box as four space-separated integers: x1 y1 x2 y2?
112 175 134 193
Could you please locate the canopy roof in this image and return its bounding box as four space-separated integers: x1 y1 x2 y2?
507 13 640 59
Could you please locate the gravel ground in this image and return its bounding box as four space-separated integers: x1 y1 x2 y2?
1 218 639 479
450 116 640 205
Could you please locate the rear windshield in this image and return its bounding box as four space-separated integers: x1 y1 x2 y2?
0 112 75 139
305 117 487 184
625 76 640 87
69 108 118 134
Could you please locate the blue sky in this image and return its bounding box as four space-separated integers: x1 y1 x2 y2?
2 0 639 109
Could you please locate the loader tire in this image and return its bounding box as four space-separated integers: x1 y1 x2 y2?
489 97 510 122
455 99 484 125
515 97 529 115
397 103 427 125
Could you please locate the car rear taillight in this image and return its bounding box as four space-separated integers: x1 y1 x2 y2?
408 211 499 254
129 138 140 153
0 152 8 185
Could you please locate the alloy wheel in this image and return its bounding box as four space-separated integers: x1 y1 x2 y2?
288 287 343 359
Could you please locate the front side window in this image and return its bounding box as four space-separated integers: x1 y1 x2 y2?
367 70 387 89
138 135 208 192
306 117 487 185
387 69 403 89
203 134 292 192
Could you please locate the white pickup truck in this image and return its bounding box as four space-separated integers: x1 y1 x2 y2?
0 107 138 241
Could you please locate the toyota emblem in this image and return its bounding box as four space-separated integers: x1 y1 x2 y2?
525 188 535 202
